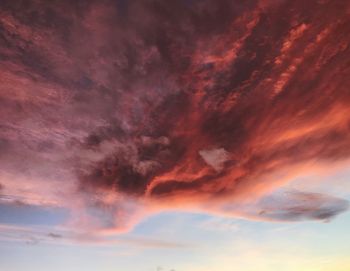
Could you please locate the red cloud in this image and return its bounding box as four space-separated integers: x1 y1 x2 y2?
0 0 349 234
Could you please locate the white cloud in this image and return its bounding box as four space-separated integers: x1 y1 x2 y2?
199 148 230 171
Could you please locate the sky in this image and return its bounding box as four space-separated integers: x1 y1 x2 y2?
0 0 350 270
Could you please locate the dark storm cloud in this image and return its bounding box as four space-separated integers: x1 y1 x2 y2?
0 0 349 232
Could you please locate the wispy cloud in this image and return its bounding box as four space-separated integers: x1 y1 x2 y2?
0 223 191 249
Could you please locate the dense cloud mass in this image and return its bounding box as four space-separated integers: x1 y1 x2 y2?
0 0 349 233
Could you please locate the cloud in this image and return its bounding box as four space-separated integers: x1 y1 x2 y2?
256 190 349 222
199 148 230 171
0 223 191 249
47 232 62 239
0 0 349 234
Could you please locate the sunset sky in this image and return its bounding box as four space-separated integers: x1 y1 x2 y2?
0 0 350 270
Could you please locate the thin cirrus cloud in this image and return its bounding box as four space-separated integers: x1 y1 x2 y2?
0 0 349 237
0 223 191 249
